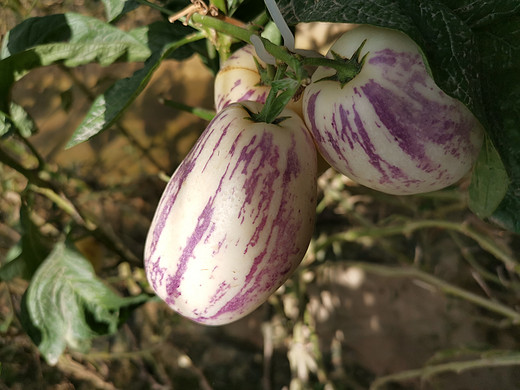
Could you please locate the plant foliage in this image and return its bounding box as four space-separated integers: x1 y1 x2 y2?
21 241 147 365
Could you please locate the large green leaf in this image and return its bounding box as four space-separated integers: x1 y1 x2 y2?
472 10 520 231
0 13 151 112
66 31 205 148
128 20 198 57
276 0 520 231
448 0 520 29
101 0 141 22
21 241 148 365
0 13 149 61
486 78 520 232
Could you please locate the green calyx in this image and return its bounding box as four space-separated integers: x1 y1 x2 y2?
247 63 300 124
307 39 368 87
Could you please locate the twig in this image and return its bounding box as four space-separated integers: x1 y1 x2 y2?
262 321 273 390
341 261 520 325
57 354 117 390
17 133 46 168
160 98 215 121
370 351 520 390
0 144 50 189
76 346 160 361
449 231 507 287
316 219 520 275
81 342 213 390
29 185 94 229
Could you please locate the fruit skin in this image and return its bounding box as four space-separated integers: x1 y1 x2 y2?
214 45 269 112
303 25 484 195
144 101 317 326
214 44 303 116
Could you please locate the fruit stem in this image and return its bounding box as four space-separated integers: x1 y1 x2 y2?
190 13 303 74
303 40 368 86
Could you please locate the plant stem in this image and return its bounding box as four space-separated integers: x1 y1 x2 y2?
369 351 520 390
316 219 520 275
190 11 357 76
77 346 160 361
29 185 94 229
161 98 215 121
342 261 520 324
0 144 50 189
190 13 301 71
449 231 518 289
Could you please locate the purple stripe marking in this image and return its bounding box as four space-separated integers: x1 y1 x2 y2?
306 91 337 165
217 88 268 111
203 120 233 172
145 111 228 262
148 105 316 324
306 48 477 189
346 102 411 185
230 79 241 91
164 163 229 304
147 256 166 291
194 133 309 323
363 49 469 169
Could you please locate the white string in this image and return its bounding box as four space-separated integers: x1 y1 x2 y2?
250 34 277 65
263 0 295 52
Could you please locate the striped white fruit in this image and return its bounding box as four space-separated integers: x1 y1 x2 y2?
303 25 484 195
214 44 303 116
144 101 317 325
214 45 269 112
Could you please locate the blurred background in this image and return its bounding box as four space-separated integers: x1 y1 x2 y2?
1 1 520 389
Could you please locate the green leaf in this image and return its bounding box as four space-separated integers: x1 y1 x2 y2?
65 32 205 148
474 10 520 231
261 21 283 45
211 0 228 14
10 103 37 137
476 18 520 72
0 199 49 282
448 0 520 29
101 0 140 22
0 103 37 138
0 13 151 112
0 13 149 61
468 137 509 218
0 111 12 137
487 79 520 231
127 20 197 58
21 241 148 365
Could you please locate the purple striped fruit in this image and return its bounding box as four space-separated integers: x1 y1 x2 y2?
214 44 303 116
303 25 484 195
144 101 317 325
214 45 268 112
